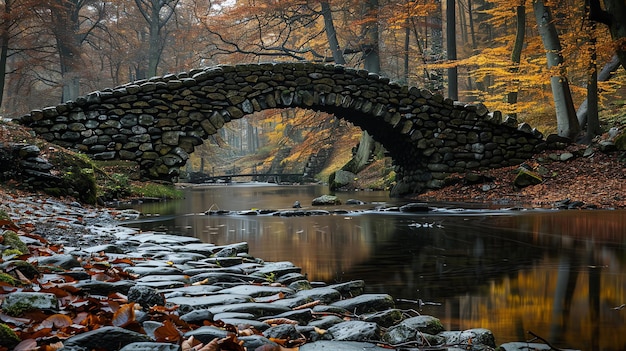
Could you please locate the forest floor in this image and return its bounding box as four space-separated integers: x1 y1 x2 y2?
412 143 626 209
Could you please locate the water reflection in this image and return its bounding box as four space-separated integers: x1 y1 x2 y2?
125 185 626 350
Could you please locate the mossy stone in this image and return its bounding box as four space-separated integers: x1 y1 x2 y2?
0 323 20 348
2 230 28 254
0 272 19 286
49 151 98 204
615 132 626 151
2 260 39 280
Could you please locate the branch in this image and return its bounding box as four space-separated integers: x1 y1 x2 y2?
527 330 564 351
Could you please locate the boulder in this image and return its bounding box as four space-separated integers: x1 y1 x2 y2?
329 170 356 190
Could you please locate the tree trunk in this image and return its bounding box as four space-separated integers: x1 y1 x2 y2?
533 0 579 139
321 1 345 64
507 4 526 117
446 0 457 100
589 0 626 68
51 0 83 102
0 0 10 108
362 0 380 73
467 0 477 50
429 0 444 92
340 0 380 175
585 6 600 141
404 8 410 84
576 55 622 126
148 3 161 77
135 0 179 78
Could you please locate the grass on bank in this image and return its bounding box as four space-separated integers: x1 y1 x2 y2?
94 161 183 201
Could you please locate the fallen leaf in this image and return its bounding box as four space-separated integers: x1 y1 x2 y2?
263 318 298 325
112 302 135 327
41 314 72 329
154 319 182 343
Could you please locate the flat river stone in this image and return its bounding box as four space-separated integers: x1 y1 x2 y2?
119 342 181 351
330 293 394 314
218 284 294 298
326 321 381 341
2 292 59 313
300 341 391 351
189 272 265 284
131 233 202 244
166 294 253 314
208 302 291 317
62 326 152 350
183 326 233 344
293 287 341 304
124 266 184 277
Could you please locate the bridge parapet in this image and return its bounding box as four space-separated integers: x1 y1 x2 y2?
19 62 545 196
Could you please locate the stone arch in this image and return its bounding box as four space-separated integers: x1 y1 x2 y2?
19 62 545 196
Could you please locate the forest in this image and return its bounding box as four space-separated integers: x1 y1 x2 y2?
0 0 625 181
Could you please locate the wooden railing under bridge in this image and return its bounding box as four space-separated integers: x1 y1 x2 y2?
185 172 307 184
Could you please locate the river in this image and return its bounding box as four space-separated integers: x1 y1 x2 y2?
123 183 626 350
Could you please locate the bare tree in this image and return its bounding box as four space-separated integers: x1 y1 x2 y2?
35 0 107 101
446 0 457 100
134 0 180 78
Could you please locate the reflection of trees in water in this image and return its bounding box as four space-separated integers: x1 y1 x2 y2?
182 213 399 283
340 212 626 350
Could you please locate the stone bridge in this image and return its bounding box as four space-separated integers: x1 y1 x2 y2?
18 62 545 196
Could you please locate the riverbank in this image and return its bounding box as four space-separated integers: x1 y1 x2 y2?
412 141 626 209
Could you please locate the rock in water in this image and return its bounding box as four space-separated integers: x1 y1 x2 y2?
311 195 341 206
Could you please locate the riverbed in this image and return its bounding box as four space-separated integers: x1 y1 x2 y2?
122 183 626 350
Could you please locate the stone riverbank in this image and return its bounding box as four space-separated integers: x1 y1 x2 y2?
0 194 578 351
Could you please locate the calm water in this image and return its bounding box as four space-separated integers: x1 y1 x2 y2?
124 183 626 350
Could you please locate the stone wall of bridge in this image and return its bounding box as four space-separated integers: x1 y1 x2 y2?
18 62 546 196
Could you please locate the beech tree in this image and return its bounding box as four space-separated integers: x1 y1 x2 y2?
533 0 579 139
